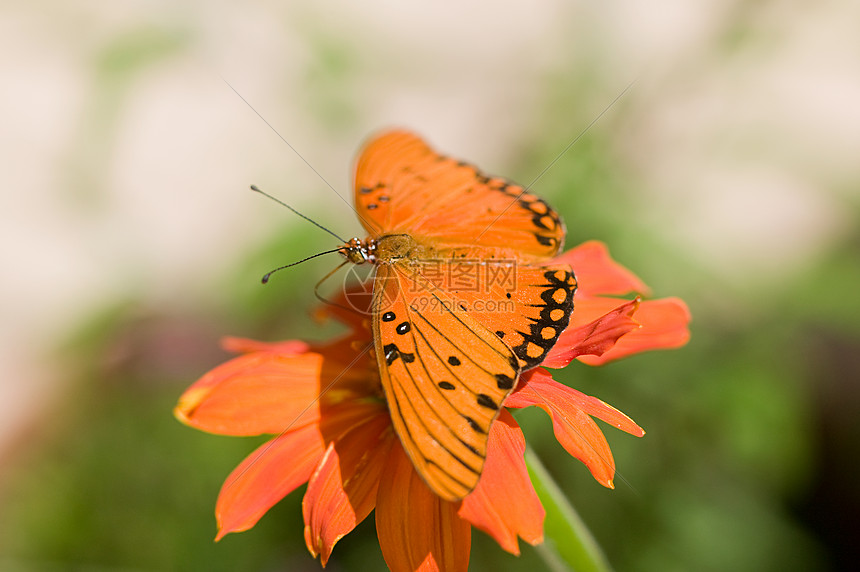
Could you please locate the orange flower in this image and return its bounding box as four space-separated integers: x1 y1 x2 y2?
175 241 689 570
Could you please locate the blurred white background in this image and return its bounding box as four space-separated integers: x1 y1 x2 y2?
2 0 858 455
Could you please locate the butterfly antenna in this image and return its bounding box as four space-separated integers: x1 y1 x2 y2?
250 184 348 243
261 248 344 284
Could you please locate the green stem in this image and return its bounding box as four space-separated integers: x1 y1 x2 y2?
525 448 613 572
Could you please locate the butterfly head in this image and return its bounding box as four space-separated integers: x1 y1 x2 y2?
340 237 376 265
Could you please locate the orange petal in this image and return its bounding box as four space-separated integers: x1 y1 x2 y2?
215 402 383 540
459 410 544 555
221 336 309 355
175 337 379 436
569 292 641 327
303 413 394 566
552 241 650 297
174 352 327 436
215 424 324 540
510 369 645 437
505 370 644 487
376 444 471 572
577 297 691 366
543 298 641 368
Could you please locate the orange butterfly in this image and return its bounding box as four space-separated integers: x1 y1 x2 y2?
339 131 576 501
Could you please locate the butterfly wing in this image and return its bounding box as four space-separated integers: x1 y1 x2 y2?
354 130 565 262
371 262 521 501
490 265 577 369
356 130 575 499
411 259 577 370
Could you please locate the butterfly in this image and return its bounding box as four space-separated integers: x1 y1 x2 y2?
340 131 576 501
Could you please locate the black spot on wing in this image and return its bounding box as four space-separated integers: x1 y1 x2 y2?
463 415 484 434
384 343 399 366
509 269 577 370
535 234 557 247
495 374 515 390
384 342 416 365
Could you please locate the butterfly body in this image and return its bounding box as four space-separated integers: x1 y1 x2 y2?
341 131 576 501
342 233 539 267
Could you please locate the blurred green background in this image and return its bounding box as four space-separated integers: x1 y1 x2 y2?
2 2 858 571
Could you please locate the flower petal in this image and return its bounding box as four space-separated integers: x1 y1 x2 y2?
221 336 309 355
174 338 378 436
376 444 471 572
577 297 691 366
215 424 323 540
215 402 382 540
459 410 544 555
543 298 641 368
552 241 650 297
511 370 645 437
303 413 394 566
506 370 644 487
175 352 327 435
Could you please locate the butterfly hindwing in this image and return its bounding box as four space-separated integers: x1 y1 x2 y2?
354 131 565 262
371 262 520 501
498 265 577 369
410 260 578 370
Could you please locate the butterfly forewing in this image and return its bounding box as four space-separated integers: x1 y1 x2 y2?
372 262 520 501
354 131 565 262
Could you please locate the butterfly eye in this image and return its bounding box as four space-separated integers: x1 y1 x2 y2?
341 237 369 265
345 249 367 265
